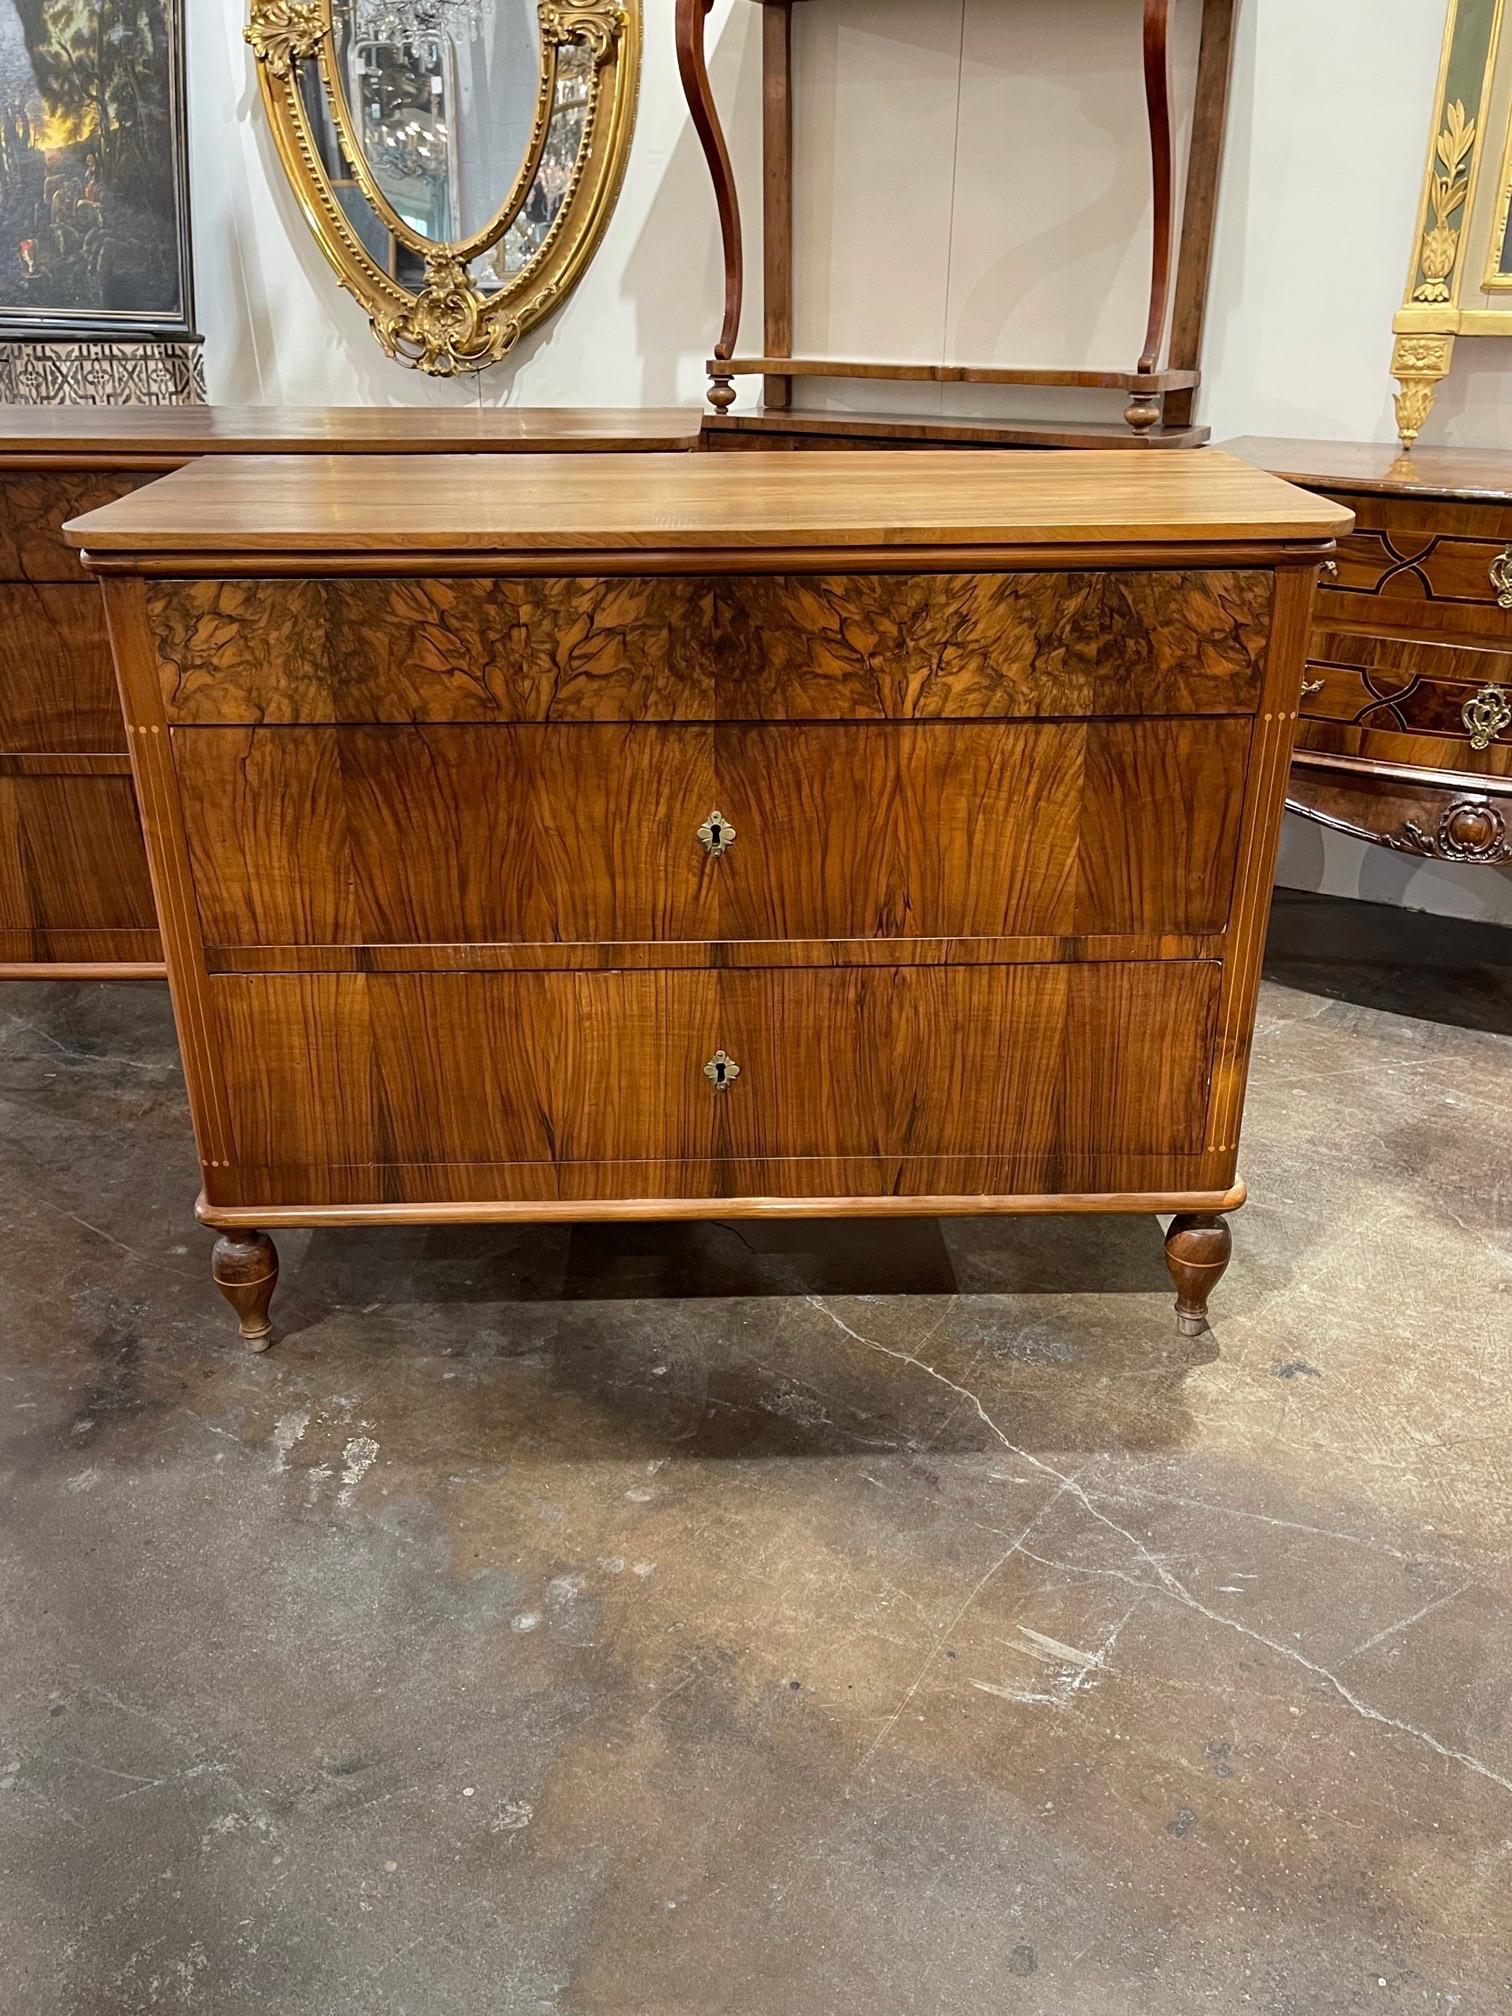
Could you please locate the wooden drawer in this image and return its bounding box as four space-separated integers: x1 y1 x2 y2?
173 718 1251 952
146 569 1273 725
0 760 157 945
0 472 142 583
1301 629 1512 755
1323 492 1512 645
211 961 1221 1180
0 584 123 753
1294 719 1512 781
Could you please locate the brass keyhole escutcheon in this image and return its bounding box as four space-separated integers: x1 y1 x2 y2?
1462 683 1512 751
1490 546 1512 610
697 809 736 858
703 1050 740 1092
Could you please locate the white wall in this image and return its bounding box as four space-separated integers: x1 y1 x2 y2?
189 0 1512 922
189 0 750 407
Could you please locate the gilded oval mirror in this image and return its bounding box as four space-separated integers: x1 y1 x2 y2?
245 0 639 375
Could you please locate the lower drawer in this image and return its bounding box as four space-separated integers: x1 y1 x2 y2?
0 763 158 954
1294 718 1512 782
210 961 1220 1182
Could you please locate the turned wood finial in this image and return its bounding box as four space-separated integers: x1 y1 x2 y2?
1124 393 1163 434
708 374 737 413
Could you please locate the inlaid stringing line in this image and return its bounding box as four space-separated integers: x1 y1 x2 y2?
134 717 234 1169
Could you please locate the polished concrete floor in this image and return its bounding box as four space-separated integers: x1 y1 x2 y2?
1 891 1509 2016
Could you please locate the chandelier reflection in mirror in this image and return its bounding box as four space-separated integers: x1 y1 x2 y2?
352 0 487 45
245 0 640 374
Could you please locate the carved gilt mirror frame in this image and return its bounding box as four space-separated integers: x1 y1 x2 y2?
1392 0 1512 443
245 1 640 375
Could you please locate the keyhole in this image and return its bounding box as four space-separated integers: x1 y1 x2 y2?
703 1049 741 1091
698 809 735 857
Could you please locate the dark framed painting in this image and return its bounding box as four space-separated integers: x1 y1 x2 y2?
0 0 194 336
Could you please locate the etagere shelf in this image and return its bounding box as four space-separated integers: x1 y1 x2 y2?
675 0 1240 450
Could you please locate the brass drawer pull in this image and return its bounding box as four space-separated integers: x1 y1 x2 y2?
703 1050 740 1092
697 809 736 857
1491 547 1512 609
1301 676 1325 699
1321 559 1339 580
1462 683 1512 750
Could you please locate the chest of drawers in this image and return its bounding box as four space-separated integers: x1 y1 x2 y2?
0 459 159 975
68 449 1346 1345
0 406 697 979
1223 438 1512 863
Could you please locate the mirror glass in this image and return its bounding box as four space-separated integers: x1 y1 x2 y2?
309 0 594 289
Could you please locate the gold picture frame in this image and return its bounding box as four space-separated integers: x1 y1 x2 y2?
245 0 640 377
1392 0 1512 442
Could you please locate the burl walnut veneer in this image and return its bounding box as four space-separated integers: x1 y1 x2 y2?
66 449 1349 1344
0 405 698 979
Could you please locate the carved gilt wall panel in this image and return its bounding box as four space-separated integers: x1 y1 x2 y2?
1392 0 1512 443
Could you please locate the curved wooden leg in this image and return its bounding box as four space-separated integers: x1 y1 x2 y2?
1134 0 1175 423
212 1231 279 1352
675 0 745 411
1163 1213 1231 1336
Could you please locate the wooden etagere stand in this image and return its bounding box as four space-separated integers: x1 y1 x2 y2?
675 0 1238 450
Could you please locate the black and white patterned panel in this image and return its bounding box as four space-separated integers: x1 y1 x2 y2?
0 340 207 406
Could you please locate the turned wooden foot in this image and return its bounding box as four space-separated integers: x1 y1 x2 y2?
211 1231 279 1351
1162 1213 1232 1336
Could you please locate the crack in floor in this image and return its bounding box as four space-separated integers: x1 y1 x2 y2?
805 1293 1512 1799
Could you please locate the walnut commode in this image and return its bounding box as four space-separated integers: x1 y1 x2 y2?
67 449 1348 1347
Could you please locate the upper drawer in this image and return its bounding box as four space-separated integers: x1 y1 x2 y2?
146 570 1274 725
174 717 1251 953
0 473 142 583
1324 515 1512 645
0 584 123 753
1302 628 1512 755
